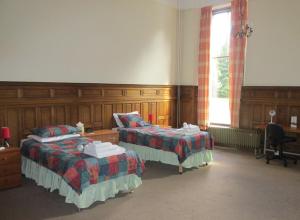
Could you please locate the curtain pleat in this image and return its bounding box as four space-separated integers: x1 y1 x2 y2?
198 6 212 129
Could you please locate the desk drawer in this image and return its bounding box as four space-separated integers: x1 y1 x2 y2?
0 152 20 165
0 174 21 190
0 164 21 177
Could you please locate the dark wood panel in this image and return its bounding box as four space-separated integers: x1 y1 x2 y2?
78 105 92 126
0 82 177 146
21 107 36 135
38 107 52 127
54 106 66 125
180 86 198 125
7 108 19 147
240 86 300 129
93 104 102 128
103 104 113 129
23 88 50 98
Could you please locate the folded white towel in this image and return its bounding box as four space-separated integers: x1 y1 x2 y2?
182 122 200 135
84 141 125 159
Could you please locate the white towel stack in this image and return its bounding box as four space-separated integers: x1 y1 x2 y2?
182 122 201 135
84 141 126 159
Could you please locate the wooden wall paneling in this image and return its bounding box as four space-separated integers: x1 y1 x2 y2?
123 103 132 113
64 105 71 125
180 100 194 124
126 89 141 97
21 107 36 136
141 102 149 122
103 89 123 97
240 86 300 129
0 88 18 98
54 87 77 98
149 102 157 124
276 105 289 125
111 103 124 127
53 105 66 125
0 108 6 127
93 104 102 128
7 108 20 146
180 86 197 125
103 104 113 129
23 88 50 98
113 104 123 113
289 106 300 123
239 103 252 128
132 103 141 113
0 82 177 144
157 101 170 126
38 106 52 127
81 88 102 98
70 104 78 126
78 105 92 128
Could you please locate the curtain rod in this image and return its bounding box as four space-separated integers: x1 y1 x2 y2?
212 7 231 15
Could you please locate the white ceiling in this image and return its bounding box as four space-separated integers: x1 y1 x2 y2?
158 0 230 9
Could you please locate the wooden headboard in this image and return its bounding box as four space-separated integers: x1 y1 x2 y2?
0 82 177 146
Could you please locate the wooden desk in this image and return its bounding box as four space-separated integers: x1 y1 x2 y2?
255 124 300 134
255 124 300 157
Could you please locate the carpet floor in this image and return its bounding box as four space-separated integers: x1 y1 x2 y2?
1 148 300 220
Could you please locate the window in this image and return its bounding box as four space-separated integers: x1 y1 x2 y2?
209 8 231 125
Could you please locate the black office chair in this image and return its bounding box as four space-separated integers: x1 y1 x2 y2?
266 123 297 167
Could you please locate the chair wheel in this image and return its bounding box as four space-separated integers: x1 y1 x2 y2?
266 160 270 164
284 160 288 167
294 160 297 165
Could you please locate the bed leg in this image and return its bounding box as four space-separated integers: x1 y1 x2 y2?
178 164 183 174
78 208 81 212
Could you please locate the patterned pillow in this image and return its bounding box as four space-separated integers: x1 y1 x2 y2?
118 114 149 128
32 125 79 138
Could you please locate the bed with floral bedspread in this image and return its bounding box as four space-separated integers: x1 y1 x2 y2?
21 136 144 208
118 126 213 173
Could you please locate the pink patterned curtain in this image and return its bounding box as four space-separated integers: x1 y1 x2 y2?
198 6 212 129
229 0 248 128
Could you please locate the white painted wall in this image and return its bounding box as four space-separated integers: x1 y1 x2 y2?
180 0 300 86
180 9 200 85
0 0 178 84
245 0 300 86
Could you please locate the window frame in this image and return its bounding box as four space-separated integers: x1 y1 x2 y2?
209 7 231 126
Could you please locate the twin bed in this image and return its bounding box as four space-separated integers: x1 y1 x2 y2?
20 114 214 209
20 126 144 209
119 126 213 173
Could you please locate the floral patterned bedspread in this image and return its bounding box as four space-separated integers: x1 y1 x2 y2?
119 126 213 163
21 137 144 194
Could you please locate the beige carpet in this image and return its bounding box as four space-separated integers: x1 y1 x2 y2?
1 148 300 220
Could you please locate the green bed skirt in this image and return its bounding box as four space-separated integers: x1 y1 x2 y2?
119 142 213 168
21 156 142 209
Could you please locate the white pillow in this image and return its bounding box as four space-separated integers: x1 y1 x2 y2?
28 133 80 143
113 111 139 128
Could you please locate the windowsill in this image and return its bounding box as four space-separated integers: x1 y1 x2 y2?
209 124 230 128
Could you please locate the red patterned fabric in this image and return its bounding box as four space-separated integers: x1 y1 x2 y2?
118 114 150 128
197 6 212 129
229 0 248 127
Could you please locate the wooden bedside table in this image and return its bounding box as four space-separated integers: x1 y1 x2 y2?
82 129 119 144
0 147 21 190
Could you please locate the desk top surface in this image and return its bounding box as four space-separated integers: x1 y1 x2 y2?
255 124 300 134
